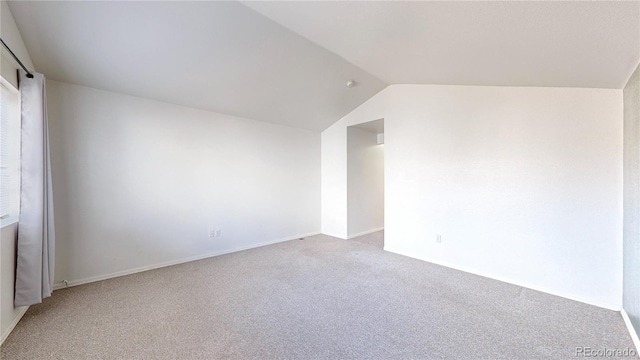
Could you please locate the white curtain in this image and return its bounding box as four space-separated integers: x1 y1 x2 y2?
14 70 55 306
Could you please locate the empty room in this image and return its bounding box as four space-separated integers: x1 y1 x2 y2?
1 1 639 359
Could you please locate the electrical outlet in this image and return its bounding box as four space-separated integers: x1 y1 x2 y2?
436 234 442 243
215 229 222 238
209 228 215 238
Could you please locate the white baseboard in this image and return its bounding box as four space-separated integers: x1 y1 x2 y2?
1 306 28 346
320 230 347 240
622 309 640 353
347 227 384 239
53 232 319 291
384 246 621 311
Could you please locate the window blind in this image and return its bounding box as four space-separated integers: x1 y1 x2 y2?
0 79 20 224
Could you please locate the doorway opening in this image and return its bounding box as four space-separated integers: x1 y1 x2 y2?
347 119 384 248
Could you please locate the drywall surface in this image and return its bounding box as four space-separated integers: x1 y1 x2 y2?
0 1 34 88
624 62 640 338
347 127 384 237
321 88 390 239
322 84 623 309
46 80 320 285
0 0 32 343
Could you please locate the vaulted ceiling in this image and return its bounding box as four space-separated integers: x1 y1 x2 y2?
7 1 639 132
245 1 639 89
6 1 387 131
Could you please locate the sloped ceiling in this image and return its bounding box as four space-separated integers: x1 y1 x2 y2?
7 1 640 132
6 1 387 131
245 1 639 89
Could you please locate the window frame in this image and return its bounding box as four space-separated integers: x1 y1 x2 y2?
0 76 21 228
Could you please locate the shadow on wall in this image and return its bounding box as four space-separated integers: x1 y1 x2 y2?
347 119 384 240
46 80 321 287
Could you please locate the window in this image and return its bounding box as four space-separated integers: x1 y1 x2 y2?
1 78 20 227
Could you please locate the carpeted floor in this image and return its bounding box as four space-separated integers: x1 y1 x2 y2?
1 231 637 359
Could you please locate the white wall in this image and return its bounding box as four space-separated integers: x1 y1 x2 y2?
624 62 640 339
47 80 320 286
0 1 33 89
0 0 33 343
347 127 384 238
321 89 390 239
322 84 623 310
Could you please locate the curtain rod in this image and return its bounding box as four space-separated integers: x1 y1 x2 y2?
0 37 34 79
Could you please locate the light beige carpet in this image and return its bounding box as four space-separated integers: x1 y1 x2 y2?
1 231 637 359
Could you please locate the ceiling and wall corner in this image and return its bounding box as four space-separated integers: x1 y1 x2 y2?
8 1 639 132
351 119 384 135
6 1 387 132
0 0 34 88
244 1 640 90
